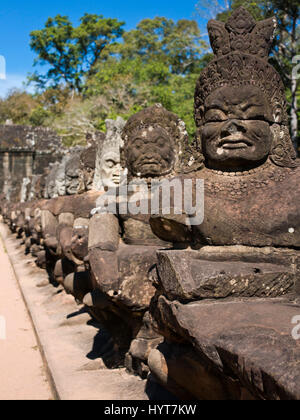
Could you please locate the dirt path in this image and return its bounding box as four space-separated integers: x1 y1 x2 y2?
0 226 54 400
0 222 153 400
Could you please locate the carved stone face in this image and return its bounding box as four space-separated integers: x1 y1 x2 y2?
45 163 59 198
126 126 175 177
78 166 95 193
65 174 79 195
201 85 273 170
84 168 94 190
65 155 81 195
56 163 67 196
100 151 121 189
78 143 97 193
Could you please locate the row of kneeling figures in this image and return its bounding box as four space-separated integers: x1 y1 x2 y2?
1 8 300 400
2 105 200 377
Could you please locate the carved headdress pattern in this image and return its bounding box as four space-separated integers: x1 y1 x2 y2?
194 7 298 168
195 7 287 125
208 7 276 60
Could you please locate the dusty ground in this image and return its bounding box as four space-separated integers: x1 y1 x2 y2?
0 225 53 400
0 222 154 400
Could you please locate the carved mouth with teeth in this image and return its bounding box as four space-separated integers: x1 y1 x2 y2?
112 175 120 184
219 135 252 149
139 157 162 167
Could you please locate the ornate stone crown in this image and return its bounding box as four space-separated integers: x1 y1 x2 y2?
194 7 288 127
208 6 276 60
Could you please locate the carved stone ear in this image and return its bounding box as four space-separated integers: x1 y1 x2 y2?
207 20 230 57
270 124 298 168
194 105 205 129
198 105 205 122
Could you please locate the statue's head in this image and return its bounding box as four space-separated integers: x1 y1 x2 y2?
55 156 67 196
92 117 125 191
20 177 31 203
195 7 297 171
122 104 191 178
77 134 104 194
37 171 48 200
45 162 60 198
201 85 275 170
99 150 121 188
65 152 81 195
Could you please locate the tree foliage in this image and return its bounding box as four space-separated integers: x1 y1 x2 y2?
83 17 208 137
0 89 37 125
29 14 124 92
118 17 207 74
20 15 208 143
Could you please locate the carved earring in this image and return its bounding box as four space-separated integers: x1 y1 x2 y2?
273 106 283 124
270 124 298 168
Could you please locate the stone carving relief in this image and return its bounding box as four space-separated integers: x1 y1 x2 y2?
93 117 125 191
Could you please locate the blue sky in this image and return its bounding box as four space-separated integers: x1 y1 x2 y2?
0 0 210 98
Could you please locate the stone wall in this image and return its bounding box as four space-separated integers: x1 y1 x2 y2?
0 150 33 201
0 124 64 201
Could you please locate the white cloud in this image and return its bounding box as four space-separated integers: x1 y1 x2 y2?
0 74 34 98
0 56 6 80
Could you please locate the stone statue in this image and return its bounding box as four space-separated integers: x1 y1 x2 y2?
58 119 125 302
28 174 42 201
77 131 105 194
151 8 299 248
44 162 60 199
20 177 31 203
62 120 125 272
147 8 300 400
55 156 68 197
44 147 84 199
85 104 195 372
64 150 82 195
92 117 125 191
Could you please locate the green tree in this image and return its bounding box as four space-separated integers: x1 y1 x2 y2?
118 17 207 75
269 1 299 150
37 85 71 116
85 17 209 137
0 89 38 125
29 13 124 93
29 105 51 126
25 15 209 143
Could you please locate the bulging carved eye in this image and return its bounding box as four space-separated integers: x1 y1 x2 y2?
205 109 227 123
105 160 115 168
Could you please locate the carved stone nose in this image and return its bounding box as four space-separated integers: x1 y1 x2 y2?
228 123 238 133
222 119 245 135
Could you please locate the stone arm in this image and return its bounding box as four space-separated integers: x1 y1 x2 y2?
148 176 203 246
148 174 206 246
88 213 120 293
149 213 193 246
